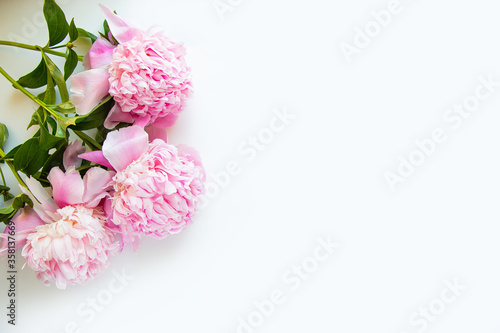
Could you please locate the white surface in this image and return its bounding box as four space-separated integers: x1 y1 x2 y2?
0 0 500 332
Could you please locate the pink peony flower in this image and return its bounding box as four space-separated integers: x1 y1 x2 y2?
22 204 117 289
80 126 205 246
70 5 192 129
16 167 118 289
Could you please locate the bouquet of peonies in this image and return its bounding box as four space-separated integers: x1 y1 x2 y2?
0 1 205 289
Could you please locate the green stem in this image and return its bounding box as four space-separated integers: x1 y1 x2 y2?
0 149 27 189
48 43 69 50
76 164 93 172
0 168 6 187
0 40 83 61
0 66 65 122
6 162 27 189
73 130 102 150
0 167 8 201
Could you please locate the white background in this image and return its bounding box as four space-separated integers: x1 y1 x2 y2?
0 0 500 332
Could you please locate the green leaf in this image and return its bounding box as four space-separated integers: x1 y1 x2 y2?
0 123 8 148
12 193 33 210
28 106 46 130
42 52 69 102
102 19 118 44
77 28 97 43
0 185 12 201
13 138 49 176
40 143 66 177
0 144 20 162
0 206 14 216
39 123 64 150
44 70 56 105
95 125 109 145
64 48 78 80
46 116 57 135
17 58 48 89
0 205 16 225
69 18 78 42
56 116 78 136
0 205 16 224
103 19 111 38
49 101 76 115
0 214 14 224
43 0 69 46
71 96 113 130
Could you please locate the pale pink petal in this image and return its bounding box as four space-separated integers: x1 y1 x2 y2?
82 167 115 207
150 112 180 128
13 206 44 230
82 54 91 71
103 104 135 129
63 140 86 170
102 126 149 171
99 4 140 44
0 229 36 256
22 177 58 221
118 231 140 253
70 67 110 115
83 36 115 70
0 206 44 254
21 205 119 288
177 144 203 169
79 150 114 170
48 168 85 208
177 144 206 180
103 196 115 227
144 126 168 142
132 115 151 128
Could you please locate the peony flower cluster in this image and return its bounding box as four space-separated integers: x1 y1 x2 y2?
1 166 120 289
71 5 192 129
0 5 204 289
1 126 204 289
80 126 205 248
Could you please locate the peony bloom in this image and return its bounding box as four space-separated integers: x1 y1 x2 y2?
80 126 205 246
15 167 118 289
70 5 192 129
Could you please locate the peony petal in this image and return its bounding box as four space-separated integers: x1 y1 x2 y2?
0 206 44 254
0 229 36 256
79 150 114 170
177 144 205 182
150 112 179 128
99 4 140 44
83 36 115 70
103 103 135 129
82 167 115 207
48 168 85 208
63 140 86 170
22 177 58 221
177 144 203 169
70 67 110 115
132 115 151 128
13 206 44 231
102 126 149 171
145 125 168 142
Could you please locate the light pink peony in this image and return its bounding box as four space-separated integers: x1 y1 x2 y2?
80 126 205 246
70 5 192 129
22 204 117 289
15 167 118 289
